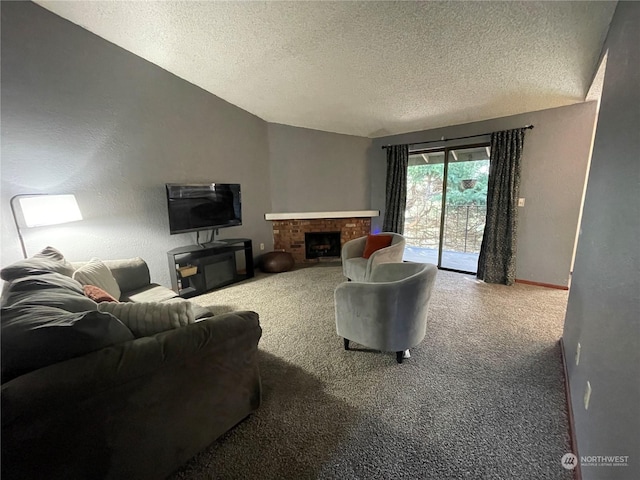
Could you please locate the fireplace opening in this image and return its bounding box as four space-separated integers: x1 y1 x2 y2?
305 231 341 259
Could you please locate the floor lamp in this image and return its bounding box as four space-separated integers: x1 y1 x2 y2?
10 194 83 259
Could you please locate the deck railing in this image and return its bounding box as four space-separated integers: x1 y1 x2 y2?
404 204 487 254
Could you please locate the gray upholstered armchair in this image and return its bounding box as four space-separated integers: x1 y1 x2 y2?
341 232 406 282
335 262 438 363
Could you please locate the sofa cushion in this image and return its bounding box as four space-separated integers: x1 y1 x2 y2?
72 258 121 300
1 304 134 383
97 300 194 337
362 234 393 259
0 246 74 281
121 284 179 303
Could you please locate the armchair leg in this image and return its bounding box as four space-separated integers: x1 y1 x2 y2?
344 338 350 350
396 351 403 363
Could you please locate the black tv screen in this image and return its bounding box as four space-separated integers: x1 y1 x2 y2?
166 183 242 234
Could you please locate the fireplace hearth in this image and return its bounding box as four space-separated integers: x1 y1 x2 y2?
305 232 341 259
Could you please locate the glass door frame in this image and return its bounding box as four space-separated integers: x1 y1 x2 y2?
408 141 490 274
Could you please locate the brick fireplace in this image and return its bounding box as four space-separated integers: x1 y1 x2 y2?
265 211 378 264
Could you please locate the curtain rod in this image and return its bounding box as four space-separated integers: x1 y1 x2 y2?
380 124 534 150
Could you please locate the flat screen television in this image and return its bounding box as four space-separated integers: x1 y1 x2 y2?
166 183 242 234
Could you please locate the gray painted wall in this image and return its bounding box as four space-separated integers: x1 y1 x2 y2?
267 123 372 213
370 102 599 287
1 2 273 287
1 3 376 286
562 3 640 479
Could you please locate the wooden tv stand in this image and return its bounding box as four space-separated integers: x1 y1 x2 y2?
167 238 254 298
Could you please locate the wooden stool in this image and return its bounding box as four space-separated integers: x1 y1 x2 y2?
259 251 295 273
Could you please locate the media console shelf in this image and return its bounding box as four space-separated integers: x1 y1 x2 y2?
167 238 254 298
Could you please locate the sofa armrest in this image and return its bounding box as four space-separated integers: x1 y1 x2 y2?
1 310 262 479
101 258 151 293
2 310 260 417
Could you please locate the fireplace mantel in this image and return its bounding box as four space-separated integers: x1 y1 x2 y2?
265 210 379 221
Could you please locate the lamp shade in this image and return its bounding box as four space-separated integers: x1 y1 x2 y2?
19 194 83 227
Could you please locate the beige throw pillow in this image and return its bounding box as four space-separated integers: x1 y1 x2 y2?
72 258 121 301
97 300 194 337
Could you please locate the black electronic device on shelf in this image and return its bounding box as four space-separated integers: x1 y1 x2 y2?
166 183 242 235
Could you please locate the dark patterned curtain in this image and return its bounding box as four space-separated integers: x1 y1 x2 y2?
477 128 527 285
382 144 409 233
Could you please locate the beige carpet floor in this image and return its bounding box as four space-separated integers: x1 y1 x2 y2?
170 264 573 479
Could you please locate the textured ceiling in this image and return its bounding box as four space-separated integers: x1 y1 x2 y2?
35 1 615 138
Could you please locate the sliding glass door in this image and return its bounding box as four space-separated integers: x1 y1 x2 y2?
403 150 444 265
440 146 490 271
403 144 490 273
